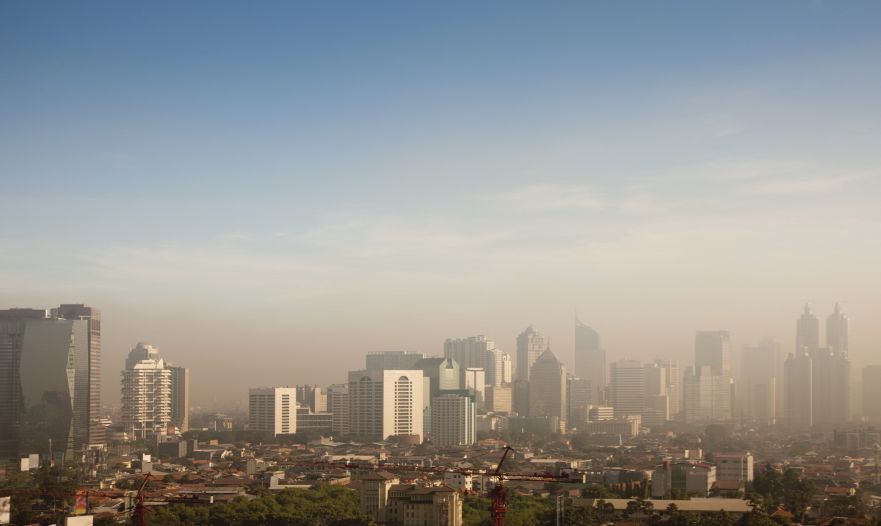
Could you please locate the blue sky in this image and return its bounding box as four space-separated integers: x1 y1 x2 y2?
2 2 880 406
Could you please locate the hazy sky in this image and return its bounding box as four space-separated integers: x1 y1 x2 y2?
2 2 880 409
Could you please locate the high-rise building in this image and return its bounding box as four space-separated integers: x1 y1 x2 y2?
121 343 172 440
327 383 350 435
643 363 670 427
485 385 513 414
609 360 645 418
462 368 486 411
366 351 425 371
528 350 567 428
443 335 511 386
168 365 189 432
567 377 592 426
0 305 103 459
796 303 820 353
415 357 460 398
653 359 680 416
574 318 605 403
784 349 813 430
811 347 850 426
862 366 881 424
430 394 475 447
248 387 298 436
826 303 849 355
347 369 424 441
695 331 731 376
296 385 328 413
785 304 851 430
515 325 548 381
682 366 733 423
740 339 779 424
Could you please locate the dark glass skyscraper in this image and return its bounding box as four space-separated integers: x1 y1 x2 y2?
0 304 103 460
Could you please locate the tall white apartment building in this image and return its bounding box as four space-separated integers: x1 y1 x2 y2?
431 394 475 447
121 343 172 440
248 387 297 436
348 370 424 441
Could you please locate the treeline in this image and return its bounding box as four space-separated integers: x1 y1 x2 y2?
146 485 369 525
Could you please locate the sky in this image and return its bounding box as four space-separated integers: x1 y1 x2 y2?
1 1 880 409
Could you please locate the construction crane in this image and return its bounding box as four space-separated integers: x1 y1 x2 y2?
133 473 152 526
490 446 514 526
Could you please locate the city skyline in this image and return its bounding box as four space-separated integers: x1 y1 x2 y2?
2 2 881 407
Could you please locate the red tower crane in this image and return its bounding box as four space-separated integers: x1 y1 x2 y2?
490 446 514 526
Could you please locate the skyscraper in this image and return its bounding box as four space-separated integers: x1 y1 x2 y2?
796 303 820 353
695 330 731 376
347 369 424 441
643 362 670 427
653 359 680 417
296 385 328 413
443 335 510 386
515 325 548 382
609 360 645 418
740 339 779 424
682 365 733 423
168 365 189 432
826 303 849 355
785 304 851 429
0 305 103 459
567 377 592 425
784 349 813 430
574 317 605 403
862 366 881 424
121 343 172 440
528 350 567 429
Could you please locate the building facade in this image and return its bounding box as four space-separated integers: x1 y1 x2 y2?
348 370 424 441
574 318 605 403
515 325 548 382
121 343 172 440
609 360 645 418
248 387 297 436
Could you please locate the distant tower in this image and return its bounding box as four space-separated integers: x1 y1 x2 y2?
784 348 813 430
609 360 645 418
796 303 820 354
826 303 849 355
694 331 731 376
516 325 548 382
528 350 567 430
574 317 605 403
740 339 779 425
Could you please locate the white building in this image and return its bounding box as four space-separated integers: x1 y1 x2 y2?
715 452 754 483
683 366 734 423
121 343 172 440
348 369 424 441
431 394 475 447
248 387 297 436
463 368 486 410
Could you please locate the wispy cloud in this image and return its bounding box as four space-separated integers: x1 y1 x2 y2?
488 183 606 211
744 174 866 195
